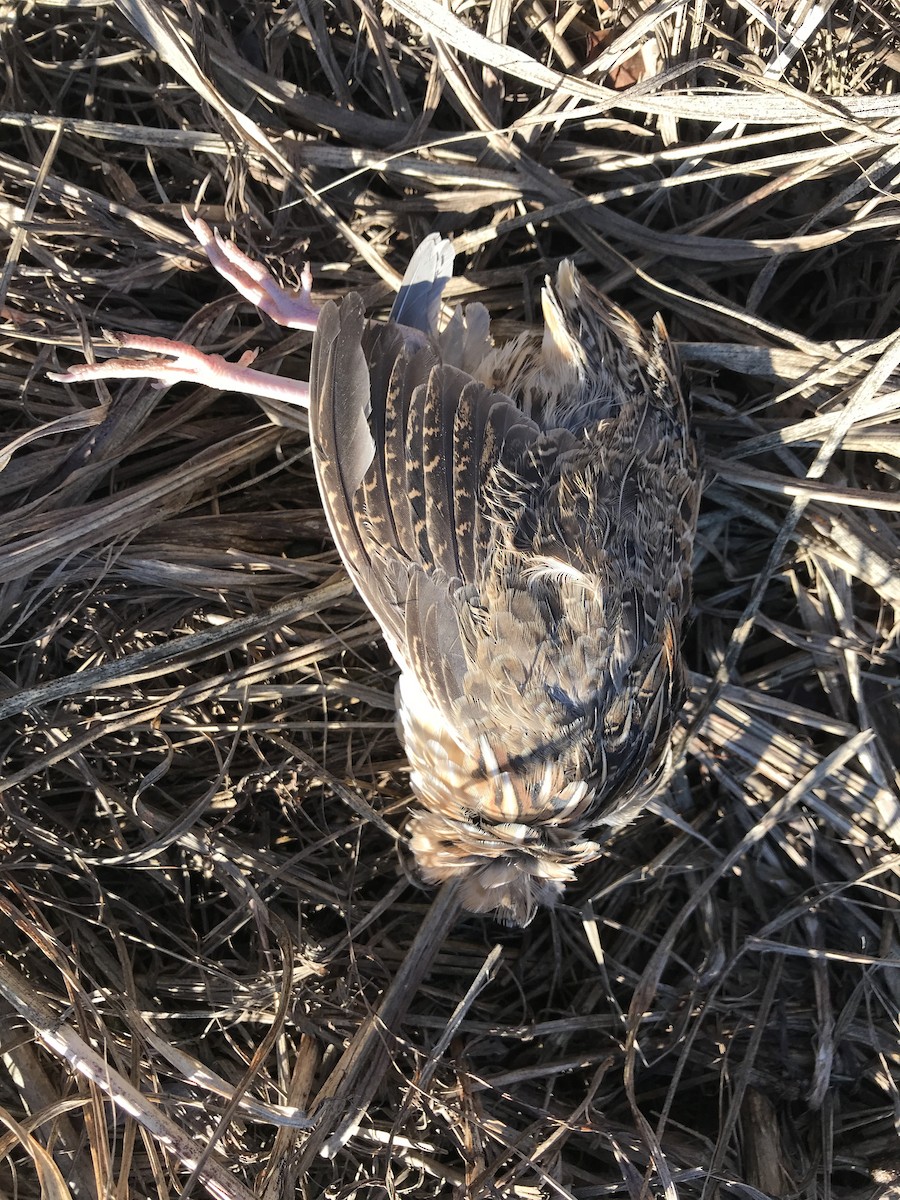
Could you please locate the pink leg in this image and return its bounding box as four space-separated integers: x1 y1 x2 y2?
48 332 310 408
49 210 319 406
182 209 319 331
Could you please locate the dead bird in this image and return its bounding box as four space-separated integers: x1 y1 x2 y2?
51 214 699 926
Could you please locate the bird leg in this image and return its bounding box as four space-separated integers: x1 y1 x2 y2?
48 209 317 409
49 332 311 407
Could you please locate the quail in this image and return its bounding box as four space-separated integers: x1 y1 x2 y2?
51 215 699 925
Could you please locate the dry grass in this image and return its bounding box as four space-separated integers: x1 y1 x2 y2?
1 0 899 1197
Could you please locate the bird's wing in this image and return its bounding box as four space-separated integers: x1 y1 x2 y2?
310 290 541 716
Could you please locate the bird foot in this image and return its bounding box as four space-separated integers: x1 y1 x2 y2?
48 209 317 408
182 208 319 332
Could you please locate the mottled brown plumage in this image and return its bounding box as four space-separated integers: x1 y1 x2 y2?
311 236 699 925
51 219 699 926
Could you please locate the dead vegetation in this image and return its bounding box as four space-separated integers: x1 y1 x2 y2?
0 0 899 1197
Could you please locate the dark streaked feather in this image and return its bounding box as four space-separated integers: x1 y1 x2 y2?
378 337 437 565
